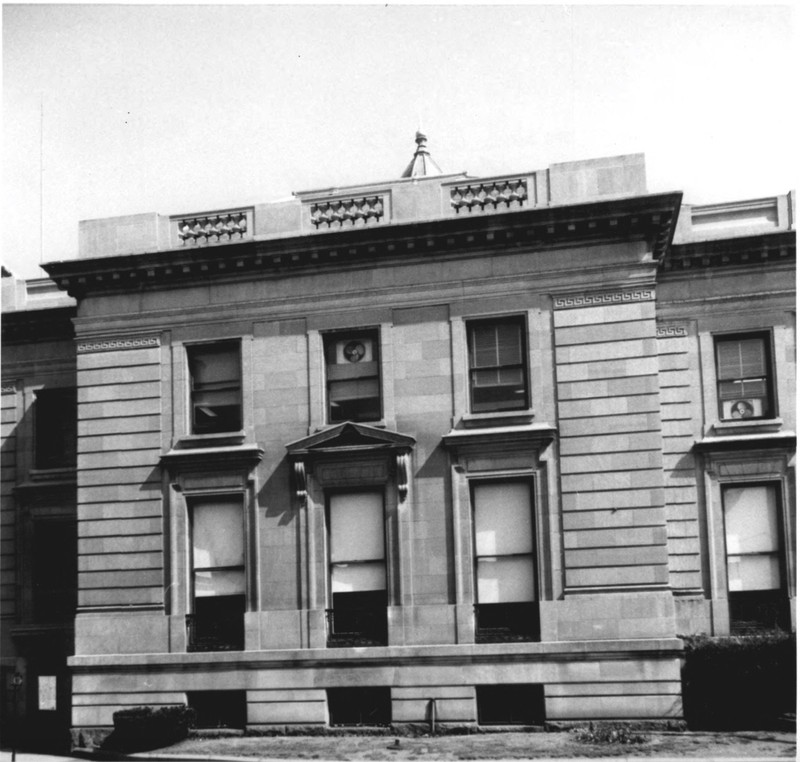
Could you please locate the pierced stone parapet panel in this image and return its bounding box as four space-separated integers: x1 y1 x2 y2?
450 178 529 214
309 195 387 230
77 335 160 353
174 209 252 246
553 288 655 310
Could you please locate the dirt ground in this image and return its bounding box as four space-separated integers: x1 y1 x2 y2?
166 729 797 759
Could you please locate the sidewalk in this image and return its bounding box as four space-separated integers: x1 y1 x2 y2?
0 754 794 762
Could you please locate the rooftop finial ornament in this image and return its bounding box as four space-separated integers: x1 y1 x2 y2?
401 131 443 178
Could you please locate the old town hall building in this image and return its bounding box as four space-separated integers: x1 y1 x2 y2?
1 135 795 746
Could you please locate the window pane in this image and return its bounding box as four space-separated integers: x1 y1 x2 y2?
469 319 527 412
194 569 246 597
474 482 533 556
325 331 381 423
188 343 241 433
724 486 779 555
35 389 77 469
331 562 386 593
717 338 766 380
193 500 244 568
329 378 380 401
471 325 500 368
190 346 239 386
477 557 534 603
471 322 522 368
496 323 522 365
727 555 781 592
329 492 384 562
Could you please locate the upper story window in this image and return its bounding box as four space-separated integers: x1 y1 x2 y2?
34 388 77 469
324 330 381 423
187 342 242 434
715 333 773 421
467 317 528 413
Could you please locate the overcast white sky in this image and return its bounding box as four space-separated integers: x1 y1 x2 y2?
2 3 796 279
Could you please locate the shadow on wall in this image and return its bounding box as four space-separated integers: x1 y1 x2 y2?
260 457 297 526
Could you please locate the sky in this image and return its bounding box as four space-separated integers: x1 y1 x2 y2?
2 3 796 279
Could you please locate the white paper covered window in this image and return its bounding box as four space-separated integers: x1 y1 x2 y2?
473 481 535 603
724 485 782 592
329 492 386 593
192 499 245 598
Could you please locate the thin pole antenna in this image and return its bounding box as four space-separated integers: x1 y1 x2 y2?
39 94 44 264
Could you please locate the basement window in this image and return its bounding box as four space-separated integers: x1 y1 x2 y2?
476 684 545 725
187 691 246 729
327 687 391 726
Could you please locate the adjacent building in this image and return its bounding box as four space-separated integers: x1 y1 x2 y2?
1 136 795 746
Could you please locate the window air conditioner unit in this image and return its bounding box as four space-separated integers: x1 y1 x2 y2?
334 338 375 365
722 398 763 420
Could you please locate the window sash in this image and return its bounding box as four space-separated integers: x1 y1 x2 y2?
717 337 767 381
477 556 535 603
324 331 381 423
188 343 242 433
467 319 527 412
329 492 385 562
473 480 536 604
724 485 784 593
192 500 245 569
716 335 772 419
34 388 77 469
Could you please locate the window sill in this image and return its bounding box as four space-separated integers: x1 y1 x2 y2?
28 466 76 480
712 418 783 436
175 431 246 449
461 410 535 429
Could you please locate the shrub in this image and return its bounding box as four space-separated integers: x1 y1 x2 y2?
572 722 647 745
681 631 795 730
105 704 196 751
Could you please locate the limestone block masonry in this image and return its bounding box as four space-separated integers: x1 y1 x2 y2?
2 146 794 746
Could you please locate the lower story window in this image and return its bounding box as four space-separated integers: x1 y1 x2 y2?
723 483 790 633
476 684 545 725
188 497 246 651
473 480 539 642
327 491 387 646
327 687 391 726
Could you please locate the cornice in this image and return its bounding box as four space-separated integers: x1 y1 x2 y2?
160 443 264 472
1 305 76 344
442 423 557 452
42 193 682 300
662 229 795 273
693 431 796 453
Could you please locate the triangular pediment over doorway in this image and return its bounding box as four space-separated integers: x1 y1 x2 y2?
286 422 415 457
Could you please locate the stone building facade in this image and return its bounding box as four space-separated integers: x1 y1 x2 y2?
1 137 795 745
